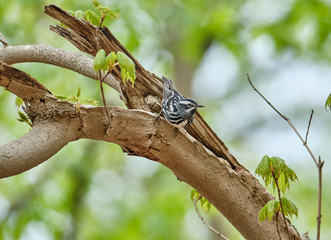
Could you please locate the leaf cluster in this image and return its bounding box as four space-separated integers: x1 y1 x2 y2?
56 86 98 106
256 155 298 223
258 197 298 222
93 49 136 87
255 155 298 194
92 0 120 20
190 189 211 213
66 0 119 27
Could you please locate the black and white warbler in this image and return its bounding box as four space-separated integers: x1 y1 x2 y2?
159 76 204 128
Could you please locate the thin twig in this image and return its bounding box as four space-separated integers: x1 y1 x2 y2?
98 70 112 133
0 33 9 47
275 212 282 240
247 73 318 166
272 171 291 240
95 25 112 133
192 195 229 240
304 110 314 145
317 156 324 240
247 73 324 240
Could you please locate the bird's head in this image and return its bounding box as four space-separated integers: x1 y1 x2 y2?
179 98 204 115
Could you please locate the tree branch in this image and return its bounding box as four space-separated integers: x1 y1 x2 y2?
0 121 76 178
0 63 303 239
0 44 121 94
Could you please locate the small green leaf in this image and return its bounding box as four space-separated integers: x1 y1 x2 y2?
15 97 23 110
325 93 331 111
91 0 100 8
99 6 120 19
74 10 84 19
258 204 268 222
255 155 271 179
116 51 136 86
281 197 298 218
55 94 69 101
278 172 287 194
82 98 98 106
259 200 280 222
284 165 298 182
67 10 75 15
18 111 28 121
205 201 211 213
94 49 108 72
190 189 198 201
84 10 101 26
106 52 118 67
76 86 81 98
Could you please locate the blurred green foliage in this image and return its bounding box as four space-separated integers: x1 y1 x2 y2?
1 0 331 239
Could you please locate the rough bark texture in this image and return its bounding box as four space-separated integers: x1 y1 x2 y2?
0 4 307 240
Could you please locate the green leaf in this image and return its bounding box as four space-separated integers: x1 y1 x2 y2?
281 197 298 218
258 203 268 222
15 97 23 110
93 49 108 72
284 165 298 182
74 10 84 19
278 172 287 194
190 189 198 201
82 98 99 106
91 0 100 8
18 111 28 121
116 51 136 86
55 94 69 101
259 200 280 222
270 156 285 179
84 10 101 26
76 86 81 98
205 201 211 212
255 155 271 179
67 10 75 15
99 6 120 19
325 93 331 111
106 52 118 67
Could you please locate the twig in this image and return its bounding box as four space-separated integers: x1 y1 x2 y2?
275 212 282 240
317 156 324 240
247 73 324 240
272 171 291 240
0 33 9 47
192 195 229 240
304 110 314 145
98 70 112 133
95 24 112 134
247 73 318 166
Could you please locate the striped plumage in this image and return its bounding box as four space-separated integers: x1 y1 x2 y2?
161 76 204 128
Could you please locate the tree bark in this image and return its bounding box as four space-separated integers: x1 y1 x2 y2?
0 4 308 239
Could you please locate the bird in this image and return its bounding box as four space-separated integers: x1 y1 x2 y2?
158 76 204 128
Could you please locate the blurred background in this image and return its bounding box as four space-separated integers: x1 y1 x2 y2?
0 0 330 239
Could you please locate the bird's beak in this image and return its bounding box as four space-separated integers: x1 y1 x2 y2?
196 104 204 108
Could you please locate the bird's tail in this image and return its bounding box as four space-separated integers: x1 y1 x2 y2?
162 76 174 90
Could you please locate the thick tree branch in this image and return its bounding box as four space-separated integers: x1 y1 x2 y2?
0 121 76 178
0 63 302 239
